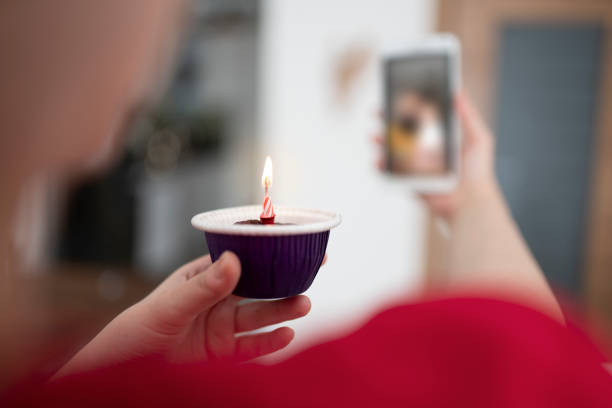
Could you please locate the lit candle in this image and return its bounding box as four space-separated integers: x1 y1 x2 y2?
260 156 276 224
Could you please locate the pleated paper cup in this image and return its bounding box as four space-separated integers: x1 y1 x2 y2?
191 205 341 299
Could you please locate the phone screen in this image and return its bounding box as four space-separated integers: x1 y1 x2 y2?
385 54 453 175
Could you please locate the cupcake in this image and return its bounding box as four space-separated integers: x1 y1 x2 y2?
191 205 341 299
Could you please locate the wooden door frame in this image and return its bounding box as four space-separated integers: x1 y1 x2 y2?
430 0 612 322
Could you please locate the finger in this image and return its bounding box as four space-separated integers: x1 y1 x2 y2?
371 133 384 145
183 254 213 280
376 156 385 171
235 295 311 333
419 193 439 210
321 253 328 266
455 92 478 149
419 193 458 217
419 193 449 203
165 251 241 324
205 295 242 359
148 254 213 296
456 92 492 148
236 327 295 361
458 92 490 139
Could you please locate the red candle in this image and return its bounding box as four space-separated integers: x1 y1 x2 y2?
260 156 275 224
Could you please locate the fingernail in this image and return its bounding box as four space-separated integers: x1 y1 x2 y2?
218 251 230 264
214 252 230 279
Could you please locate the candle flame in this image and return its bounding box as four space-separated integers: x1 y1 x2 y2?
261 156 273 188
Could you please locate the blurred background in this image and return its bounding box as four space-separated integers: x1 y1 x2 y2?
18 0 612 365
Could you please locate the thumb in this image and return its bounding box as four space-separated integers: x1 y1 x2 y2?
456 91 493 150
167 252 241 324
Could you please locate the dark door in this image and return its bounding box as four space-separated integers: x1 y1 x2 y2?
495 24 603 294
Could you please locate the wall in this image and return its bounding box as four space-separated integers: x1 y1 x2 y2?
257 0 437 357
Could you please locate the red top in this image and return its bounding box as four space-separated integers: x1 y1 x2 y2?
8 298 612 407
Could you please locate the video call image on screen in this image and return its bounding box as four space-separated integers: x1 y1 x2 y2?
386 55 451 175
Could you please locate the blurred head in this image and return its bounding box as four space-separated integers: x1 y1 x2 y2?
0 0 186 388
0 0 185 179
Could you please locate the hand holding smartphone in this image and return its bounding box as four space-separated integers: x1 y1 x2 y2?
383 34 461 192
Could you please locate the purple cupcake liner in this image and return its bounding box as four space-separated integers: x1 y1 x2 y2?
192 205 341 299
206 231 329 298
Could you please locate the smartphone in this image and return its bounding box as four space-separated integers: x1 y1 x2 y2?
383 34 461 192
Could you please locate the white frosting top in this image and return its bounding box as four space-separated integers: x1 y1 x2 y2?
191 205 341 236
